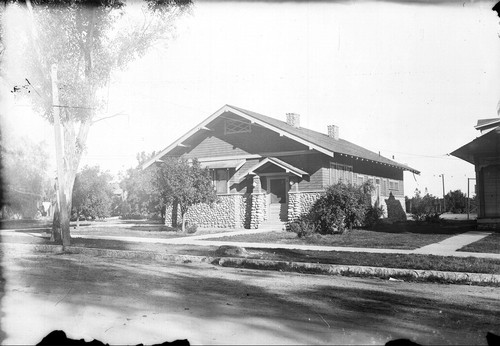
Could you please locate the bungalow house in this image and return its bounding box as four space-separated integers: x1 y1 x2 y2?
451 117 500 230
143 105 420 229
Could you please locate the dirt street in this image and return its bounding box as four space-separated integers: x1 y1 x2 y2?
1 245 499 345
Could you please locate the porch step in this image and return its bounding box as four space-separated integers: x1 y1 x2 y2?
268 204 287 220
261 204 287 230
259 221 287 231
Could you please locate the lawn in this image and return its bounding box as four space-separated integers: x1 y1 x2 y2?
458 233 500 254
208 221 474 250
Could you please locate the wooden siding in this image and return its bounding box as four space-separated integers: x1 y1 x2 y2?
183 135 251 158
482 165 500 217
275 154 326 191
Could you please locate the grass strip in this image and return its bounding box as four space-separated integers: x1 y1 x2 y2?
210 227 468 250
458 233 500 254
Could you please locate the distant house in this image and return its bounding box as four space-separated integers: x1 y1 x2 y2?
451 117 500 229
143 105 420 229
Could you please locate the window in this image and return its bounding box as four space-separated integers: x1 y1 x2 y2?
330 163 353 185
389 180 399 191
224 119 251 134
357 175 365 186
213 169 228 194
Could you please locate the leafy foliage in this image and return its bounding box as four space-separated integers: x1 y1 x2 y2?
444 189 467 213
1 0 190 242
72 166 113 220
288 219 315 238
364 204 385 228
408 189 440 222
1 136 52 218
153 157 217 232
119 153 161 219
291 181 375 235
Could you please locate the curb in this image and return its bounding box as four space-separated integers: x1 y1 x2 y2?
3 243 500 286
217 257 500 285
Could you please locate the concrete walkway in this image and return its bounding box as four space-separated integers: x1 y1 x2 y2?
413 231 493 254
2 227 499 259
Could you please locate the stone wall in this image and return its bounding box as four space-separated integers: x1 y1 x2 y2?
164 194 239 228
287 191 324 222
249 193 266 229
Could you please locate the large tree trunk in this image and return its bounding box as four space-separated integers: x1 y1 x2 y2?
51 204 62 242
181 211 186 233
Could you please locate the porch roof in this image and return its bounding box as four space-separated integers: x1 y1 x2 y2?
450 126 500 164
237 157 308 182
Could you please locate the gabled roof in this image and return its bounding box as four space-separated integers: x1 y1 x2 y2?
143 104 420 174
237 157 309 183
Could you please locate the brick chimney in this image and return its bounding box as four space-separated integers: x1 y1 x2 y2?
327 125 339 140
286 113 300 128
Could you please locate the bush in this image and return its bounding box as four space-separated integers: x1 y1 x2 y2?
425 213 441 223
364 205 385 228
288 219 315 238
303 181 374 235
186 222 197 234
409 191 441 222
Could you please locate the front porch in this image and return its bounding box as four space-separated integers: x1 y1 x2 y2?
239 157 309 229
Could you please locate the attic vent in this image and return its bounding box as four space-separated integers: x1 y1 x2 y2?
225 118 251 134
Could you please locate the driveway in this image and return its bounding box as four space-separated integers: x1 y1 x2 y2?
1 245 499 345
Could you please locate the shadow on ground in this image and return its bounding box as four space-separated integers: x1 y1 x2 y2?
5 253 500 345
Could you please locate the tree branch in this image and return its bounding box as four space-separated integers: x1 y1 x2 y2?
91 111 127 125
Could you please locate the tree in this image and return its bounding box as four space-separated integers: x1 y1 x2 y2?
153 157 217 232
409 189 439 222
1 135 52 219
1 0 190 245
444 189 467 213
119 151 161 219
72 166 113 226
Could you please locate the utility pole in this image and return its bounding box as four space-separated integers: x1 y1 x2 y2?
440 174 446 212
51 64 71 247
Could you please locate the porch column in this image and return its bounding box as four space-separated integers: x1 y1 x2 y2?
250 176 265 229
288 177 301 222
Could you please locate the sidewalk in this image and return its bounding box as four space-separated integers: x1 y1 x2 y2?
2 227 498 259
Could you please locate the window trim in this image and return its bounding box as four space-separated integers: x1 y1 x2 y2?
212 168 230 194
388 179 399 191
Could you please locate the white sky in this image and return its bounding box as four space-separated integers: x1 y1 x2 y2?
2 0 500 197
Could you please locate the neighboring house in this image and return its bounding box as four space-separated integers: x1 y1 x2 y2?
451 117 500 230
110 182 125 201
143 105 420 229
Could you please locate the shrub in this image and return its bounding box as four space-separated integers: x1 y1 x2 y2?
305 181 374 234
425 213 441 223
288 219 316 238
186 222 197 234
364 205 385 228
409 190 441 222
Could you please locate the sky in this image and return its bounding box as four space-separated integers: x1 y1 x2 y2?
2 0 500 197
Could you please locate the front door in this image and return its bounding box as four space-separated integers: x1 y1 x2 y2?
270 178 287 204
